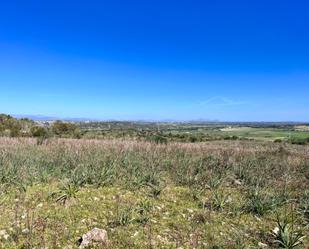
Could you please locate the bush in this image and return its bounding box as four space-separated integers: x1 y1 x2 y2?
146 134 167 144
289 137 309 145
51 121 77 136
30 126 49 138
223 135 239 140
9 124 22 137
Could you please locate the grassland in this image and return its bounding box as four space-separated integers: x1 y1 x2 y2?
0 137 308 248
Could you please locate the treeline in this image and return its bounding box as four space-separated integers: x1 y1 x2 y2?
0 114 81 140
1 114 309 145
0 114 34 137
142 131 244 144
0 114 243 143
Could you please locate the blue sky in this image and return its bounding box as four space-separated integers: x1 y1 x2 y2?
0 1 308 121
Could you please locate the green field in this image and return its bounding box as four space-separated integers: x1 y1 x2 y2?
217 127 309 141
78 122 309 144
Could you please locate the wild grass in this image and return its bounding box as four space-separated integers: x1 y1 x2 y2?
0 137 308 248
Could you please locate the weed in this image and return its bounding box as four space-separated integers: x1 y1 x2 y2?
52 182 79 205
109 206 134 227
207 174 224 189
212 190 230 211
244 188 280 216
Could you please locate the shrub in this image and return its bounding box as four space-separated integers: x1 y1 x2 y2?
51 121 77 136
9 124 22 137
146 134 168 144
289 137 309 145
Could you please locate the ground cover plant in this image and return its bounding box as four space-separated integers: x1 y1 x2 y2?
0 137 308 248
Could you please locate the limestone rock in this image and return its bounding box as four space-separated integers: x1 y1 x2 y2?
79 228 108 249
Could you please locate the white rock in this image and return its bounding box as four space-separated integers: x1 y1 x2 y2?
0 230 9 240
234 179 242 185
37 203 43 208
79 228 108 249
258 242 268 247
272 227 279 235
132 231 139 237
3 233 9 240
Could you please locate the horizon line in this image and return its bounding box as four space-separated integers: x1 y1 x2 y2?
7 113 309 124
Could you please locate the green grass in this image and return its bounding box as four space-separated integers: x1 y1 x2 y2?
217 127 309 141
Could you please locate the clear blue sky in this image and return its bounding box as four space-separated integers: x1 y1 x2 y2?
0 1 308 121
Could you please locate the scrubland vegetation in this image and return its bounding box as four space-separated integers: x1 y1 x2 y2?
1 114 309 145
0 136 308 248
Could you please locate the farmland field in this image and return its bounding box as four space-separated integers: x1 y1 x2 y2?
0 137 308 248
218 127 309 141
78 121 309 144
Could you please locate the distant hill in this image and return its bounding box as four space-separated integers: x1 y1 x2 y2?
13 114 57 121
9 114 309 125
12 114 98 122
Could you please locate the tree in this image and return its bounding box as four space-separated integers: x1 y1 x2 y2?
10 123 22 137
51 121 77 136
31 126 49 138
31 126 50 145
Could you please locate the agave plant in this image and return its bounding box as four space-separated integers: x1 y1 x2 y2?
273 213 305 248
298 189 309 225
207 175 224 189
244 187 279 216
52 182 79 205
212 190 230 211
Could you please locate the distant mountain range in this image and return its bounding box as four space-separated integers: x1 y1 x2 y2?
11 114 218 123
13 114 56 121
10 114 309 124
12 114 97 122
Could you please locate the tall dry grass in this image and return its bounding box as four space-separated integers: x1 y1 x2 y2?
0 137 308 194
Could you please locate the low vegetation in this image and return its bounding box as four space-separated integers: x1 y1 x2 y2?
0 137 308 248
